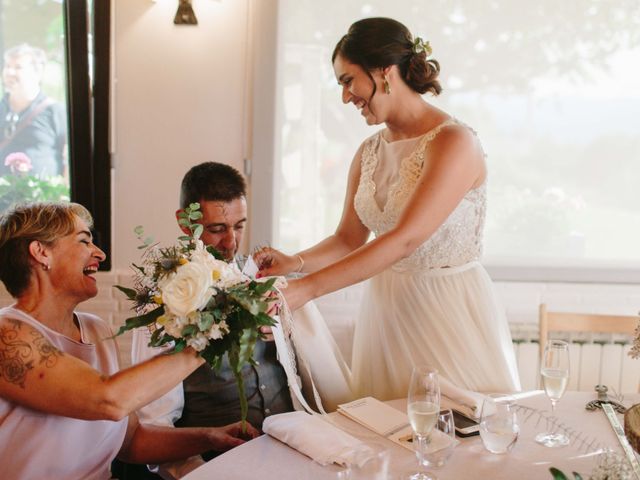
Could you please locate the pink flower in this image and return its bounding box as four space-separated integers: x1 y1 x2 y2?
4 152 32 174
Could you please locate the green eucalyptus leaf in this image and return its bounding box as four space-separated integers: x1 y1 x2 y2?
149 327 163 344
173 339 187 353
206 245 224 260
151 334 177 347
182 324 198 337
549 467 569 480
238 328 258 366
257 312 276 326
198 312 214 331
114 284 138 301
112 306 165 337
251 278 276 295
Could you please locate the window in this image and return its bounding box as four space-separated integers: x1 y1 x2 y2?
0 0 111 268
255 0 640 282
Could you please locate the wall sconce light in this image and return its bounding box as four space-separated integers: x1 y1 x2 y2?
174 0 198 25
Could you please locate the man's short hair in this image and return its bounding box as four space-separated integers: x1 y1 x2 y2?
4 43 47 70
180 162 247 209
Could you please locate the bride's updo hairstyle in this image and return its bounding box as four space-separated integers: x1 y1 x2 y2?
332 17 442 98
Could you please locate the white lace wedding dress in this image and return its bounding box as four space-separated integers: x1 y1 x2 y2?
349 118 521 400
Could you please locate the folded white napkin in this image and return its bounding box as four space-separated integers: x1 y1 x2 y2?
439 376 487 420
263 411 371 466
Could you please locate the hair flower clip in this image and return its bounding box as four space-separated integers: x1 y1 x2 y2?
412 37 432 56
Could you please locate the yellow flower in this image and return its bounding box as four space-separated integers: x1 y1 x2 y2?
153 295 163 305
156 315 168 326
212 270 221 281
179 257 189 265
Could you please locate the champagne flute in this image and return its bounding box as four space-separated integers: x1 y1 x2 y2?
406 365 440 480
535 339 570 447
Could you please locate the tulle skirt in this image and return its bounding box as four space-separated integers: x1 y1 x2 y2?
351 261 521 400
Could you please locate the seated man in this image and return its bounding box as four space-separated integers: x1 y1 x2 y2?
132 162 293 478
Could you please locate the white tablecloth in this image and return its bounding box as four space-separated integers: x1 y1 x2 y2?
182 391 639 480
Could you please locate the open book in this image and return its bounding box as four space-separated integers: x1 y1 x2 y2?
337 397 455 452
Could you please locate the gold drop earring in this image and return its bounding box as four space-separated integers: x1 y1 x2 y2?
383 75 391 95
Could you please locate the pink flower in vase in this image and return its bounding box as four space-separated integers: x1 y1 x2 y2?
4 152 33 174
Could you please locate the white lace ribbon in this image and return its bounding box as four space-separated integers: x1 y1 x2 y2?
272 284 327 415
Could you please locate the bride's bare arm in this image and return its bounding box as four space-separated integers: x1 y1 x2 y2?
285 125 485 310
256 144 370 276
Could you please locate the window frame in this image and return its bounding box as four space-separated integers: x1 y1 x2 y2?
64 0 112 270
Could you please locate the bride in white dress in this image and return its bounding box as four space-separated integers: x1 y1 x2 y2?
256 17 520 404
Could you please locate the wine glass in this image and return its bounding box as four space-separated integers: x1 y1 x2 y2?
406 365 440 480
535 339 570 447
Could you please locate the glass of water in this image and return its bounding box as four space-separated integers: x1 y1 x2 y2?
536 339 570 447
479 394 519 454
336 443 391 480
422 409 456 468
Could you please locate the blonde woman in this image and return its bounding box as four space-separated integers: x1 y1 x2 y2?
0 202 258 479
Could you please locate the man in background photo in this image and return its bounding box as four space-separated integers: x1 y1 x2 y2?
0 43 67 178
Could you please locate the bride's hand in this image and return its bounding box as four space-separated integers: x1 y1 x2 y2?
254 247 299 277
281 278 310 312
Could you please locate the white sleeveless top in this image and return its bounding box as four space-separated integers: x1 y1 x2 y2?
0 307 128 480
354 118 486 273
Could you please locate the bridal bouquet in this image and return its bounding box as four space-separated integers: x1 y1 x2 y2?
115 203 279 429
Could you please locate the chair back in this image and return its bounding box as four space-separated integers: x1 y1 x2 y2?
538 303 638 358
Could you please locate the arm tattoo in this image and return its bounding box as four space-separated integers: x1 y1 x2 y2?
31 329 62 368
0 319 62 388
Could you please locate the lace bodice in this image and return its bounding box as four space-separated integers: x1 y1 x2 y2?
354 119 486 272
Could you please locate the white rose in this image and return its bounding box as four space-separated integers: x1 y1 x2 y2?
207 320 230 340
191 240 247 289
163 315 188 338
160 260 214 318
186 332 209 352
214 261 246 289
190 240 218 268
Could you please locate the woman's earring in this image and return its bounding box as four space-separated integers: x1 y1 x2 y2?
42 263 50 271
383 76 391 95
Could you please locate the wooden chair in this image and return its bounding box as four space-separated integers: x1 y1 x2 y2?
539 303 639 358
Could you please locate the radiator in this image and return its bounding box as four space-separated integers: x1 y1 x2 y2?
511 324 640 394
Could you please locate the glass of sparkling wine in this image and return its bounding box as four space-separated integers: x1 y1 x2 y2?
479 394 519 454
406 365 440 480
536 339 570 447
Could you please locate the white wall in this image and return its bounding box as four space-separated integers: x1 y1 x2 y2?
111 0 251 269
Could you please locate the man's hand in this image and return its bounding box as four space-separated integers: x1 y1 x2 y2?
258 289 281 341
